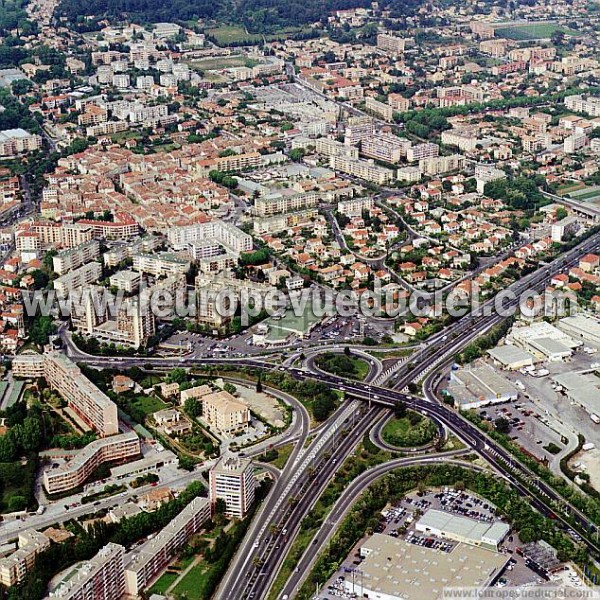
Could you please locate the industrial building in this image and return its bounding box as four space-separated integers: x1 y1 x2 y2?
557 314 600 350
415 509 510 551
487 345 537 370
349 533 510 600
447 361 519 410
552 372 600 414
510 321 581 361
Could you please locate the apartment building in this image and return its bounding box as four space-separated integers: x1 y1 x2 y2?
419 154 465 176
209 454 256 519
329 155 395 184
49 543 125 600
102 235 161 267
53 261 102 296
52 240 100 276
376 33 406 54
361 133 411 164
76 213 140 240
132 252 190 278
407 142 439 163
13 352 119 436
388 93 410 112
0 530 50 587
564 134 588 154
441 128 479 153
124 497 211 596
31 221 94 248
0 129 42 157
253 191 319 217
315 137 359 159
43 432 140 495
564 94 600 117
195 151 263 176
365 97 394 121
252 208 318 235
337 196 374 218
344 116 375 146
167 219 252 254
202 390 250 434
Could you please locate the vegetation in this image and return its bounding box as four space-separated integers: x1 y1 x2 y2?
381 410 437 448
296 464 587 599
314 352 370 381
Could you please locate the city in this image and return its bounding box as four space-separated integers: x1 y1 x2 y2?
0 0 598 599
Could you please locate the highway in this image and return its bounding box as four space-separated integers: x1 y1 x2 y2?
280 453 487 598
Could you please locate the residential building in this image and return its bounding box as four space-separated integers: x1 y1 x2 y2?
124 497 211 595
53 262 102 296
43 432 140 495
52 240 100 276
361 133 411 164
0 530 50 587
407 142 439 162
202 390 250 434
329 155 395 184
365 97 394 121
0 129 42 157
377 33 406 54
167 220 252 254
209 454 256 519
48 543 125 600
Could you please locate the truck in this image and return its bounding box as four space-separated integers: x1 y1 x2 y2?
583 442 596 451
590 414 600 424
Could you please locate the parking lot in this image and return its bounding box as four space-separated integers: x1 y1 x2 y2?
318 489 543 600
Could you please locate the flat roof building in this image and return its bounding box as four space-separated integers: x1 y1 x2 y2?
124 497 211 596
48 543 125 600
511 322 581 361
351 534 509 600
557 315 600 350
487 345 536 370
43 432 140 495
209 454 255 519
0 530 50 587
415 509 510 551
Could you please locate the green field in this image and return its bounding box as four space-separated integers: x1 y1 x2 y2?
495 23 577 40
207 24 315 46
381 411 438 448
314 352 370 381
568 185 600 202
131 395 168 417
190 55 257 71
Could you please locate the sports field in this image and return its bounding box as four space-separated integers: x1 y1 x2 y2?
495 22 576 40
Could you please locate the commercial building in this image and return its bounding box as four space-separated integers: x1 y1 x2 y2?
13 352 119 436
124 497 211 595
329 156 395 184
0 129 42 157
209 454 256 519
48 543 125 600
551 372 600 413
447 361 519 410
416 509 510 551
0 530 50 587
557 314 600 350
43 432 140 495
511 321 581 361
350 533 509 600
53 261 102 296
52 240 101 276
487 345 536 370
202 390 250 434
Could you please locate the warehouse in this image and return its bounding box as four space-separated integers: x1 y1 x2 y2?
511 322 580 361
447 362 519 410
348 533 509 600
557 315 600 350
415 509 510 551
487 345 537 370
552 372 600 414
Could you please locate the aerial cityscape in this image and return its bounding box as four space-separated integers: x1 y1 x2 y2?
0 0 598 599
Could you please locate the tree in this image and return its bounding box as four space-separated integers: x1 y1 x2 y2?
8 495 27 512
184 397 201 418
256 376 263 393
494 416 511 434
21 416 42 451
166 368 187 384
223 383 237 395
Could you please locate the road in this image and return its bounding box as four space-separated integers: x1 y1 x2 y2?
281 453 486 599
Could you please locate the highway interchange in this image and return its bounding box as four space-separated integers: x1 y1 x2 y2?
17 228 600 599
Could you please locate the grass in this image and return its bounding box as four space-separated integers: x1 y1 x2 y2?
132 395 168 416
172 562 212 599
314 353 370 381
148 571 179 595
206 24 313 46
271 443 295 469
381 411 438 448
495 23 578 40
557 182 586 196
